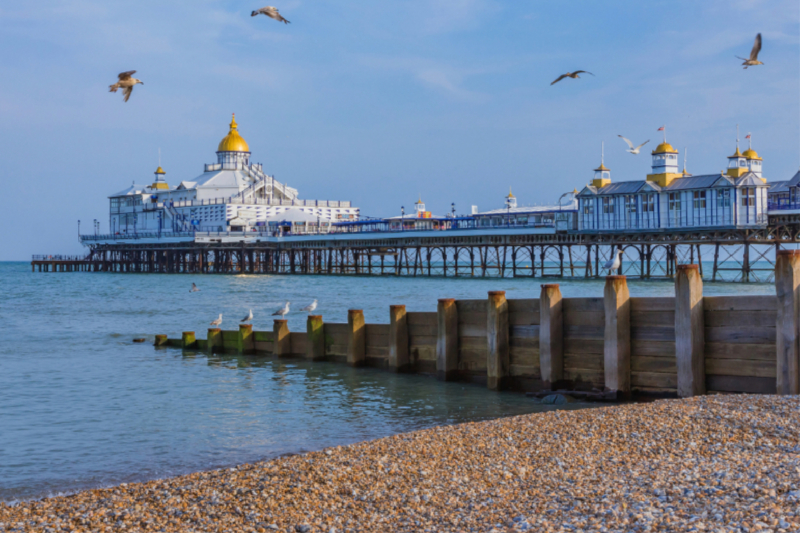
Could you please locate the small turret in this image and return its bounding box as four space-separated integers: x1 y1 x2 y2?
592 142 611 188
646 127 681 186
151 166 169 190
742 133 764 181
505 188 517 209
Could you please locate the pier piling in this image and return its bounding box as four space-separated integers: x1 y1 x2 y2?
487 291 510 390
775 250 800 394
436 299 458 381
154 334 168 347
207 328 222 353
273 320 291 357
604 276 631 396
347 310 366 367
239 324 254 354
181 332 196 350
307 315 325 361
539 284 564 388
675 265 705 398
388 305 410 372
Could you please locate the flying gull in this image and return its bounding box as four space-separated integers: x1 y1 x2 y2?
251 6 290 24
550 71 594 85
603 249 624 275
272 302 291 317
300 300 318 314
736 33 763 69
190 283 200 292
618 136 650 155
210 314 223 326
109 71 143 102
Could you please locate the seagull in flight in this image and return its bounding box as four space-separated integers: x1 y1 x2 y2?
618 136 650 155
300 300 318 314
550 71 594 85
736 33 763 69
603 249 624 275
272 302 291 317
251 6 290 24
190 283 200 292
241 309 253 323
210 314 223 327
109 70 143 102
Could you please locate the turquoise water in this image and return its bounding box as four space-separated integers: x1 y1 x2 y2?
0 262 774 502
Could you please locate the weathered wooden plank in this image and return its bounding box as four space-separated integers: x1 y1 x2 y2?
459 347 487 365
459 336 486 349
459 323 487 337
455 300 486 313
254 341 274 353
410 334 436 346
509 364 540 378
510 336 539 349
704 310 776 328
632 371 677 389
630 298 675 312
366 346 390 357
631 356 676 373
411 344 436 361
706 358 776 378
327 343 348 356
366 324 390 337
290 332 307 354
511 325 540 338
408 323 437 336
563 325 604 340
563 339 604 355
564 367 604 386
510 346 539 365
563 311 605 327
253 331 274 342
631 311 676 328
631 327 675 342
704 342 775 361
509 311 540 326
563 298 604 313
222 331 239 341
458 311 487 325
508 299 539 313
704 326 775 344
407 312 437 325
631 340 675 357
706 375 776 394
565 352 604 371
704 295 776 312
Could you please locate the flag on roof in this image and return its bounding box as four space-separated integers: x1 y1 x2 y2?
745 134 751 139
657 126 665 131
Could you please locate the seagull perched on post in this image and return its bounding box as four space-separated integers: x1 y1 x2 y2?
190 283 200 292
550 70 594 85
210 314 223 326
300 300 318 314
272 302 290 317
251 6 290 23
618 136 650 155
603 249 624 275
109 71 143 102
736 33 763 69
241 309 253 323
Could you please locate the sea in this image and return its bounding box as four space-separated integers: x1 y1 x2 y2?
0 261 775 502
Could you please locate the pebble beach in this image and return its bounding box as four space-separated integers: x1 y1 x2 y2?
2 395 798 533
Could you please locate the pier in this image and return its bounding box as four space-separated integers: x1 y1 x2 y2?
31 254 95 272
155 251 800 398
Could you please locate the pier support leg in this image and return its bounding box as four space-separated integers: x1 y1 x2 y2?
207 328 222 354
389 305 410 372
347 309 366 366
181 331 196 350
604 276 631 397
776 250 800 394
307 315 325 361
436 298 458 381
273 320 291 357
675 264 705 397
487 291 510 390
539 284 563 388
238 324 254 354
154 334 168 347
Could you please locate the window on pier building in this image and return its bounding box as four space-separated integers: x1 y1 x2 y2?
624 195 637 212
668 193 682 227
602 197 614 214
642 194 655 213
742 188 755 207
583 200 594 215
693 191 706 209
717 189 731 208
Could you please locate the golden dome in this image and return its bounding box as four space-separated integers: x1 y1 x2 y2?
154 166 165 174
217 114 250 153
652 142 677 154
507 187 515 198
743 148 762 160
594 163 610 172
728 147 743 159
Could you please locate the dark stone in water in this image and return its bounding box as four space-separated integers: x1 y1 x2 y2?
133 338 146 343
540 394 572 405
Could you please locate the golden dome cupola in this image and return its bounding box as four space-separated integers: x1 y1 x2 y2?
743 133 763 179
216 114 251 169
505 188 517 208
592 142 611 188
151 166 169 190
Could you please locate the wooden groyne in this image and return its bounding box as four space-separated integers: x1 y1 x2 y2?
156 251 800 398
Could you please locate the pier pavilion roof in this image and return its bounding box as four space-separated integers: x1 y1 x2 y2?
580 173 765 197
476 203 577 216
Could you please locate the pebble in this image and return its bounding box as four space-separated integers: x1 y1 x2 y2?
1 395 799 532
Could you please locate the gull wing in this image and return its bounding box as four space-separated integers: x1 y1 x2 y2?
750 33 762 61
118 70 136 80
618 135 634 150
573 70 594 76
550 73 569 86
635 140 650 150
123 86 133 102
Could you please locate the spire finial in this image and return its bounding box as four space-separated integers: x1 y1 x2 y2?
736 124 740 150
683 147 688 175
230 113 238 130
158 147 161 167
601 141 604 166
748 132 752 150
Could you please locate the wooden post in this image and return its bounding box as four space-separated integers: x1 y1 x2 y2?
436 298 458 381
181 331 196 349
207 328 222 354
604 275 631 396
154 334 168 347
273 319 291 357
776 250 800 395
347 309 366 366
487 291 510 390
388 305 410 372
675 264 705 397
238 324 254 354
307 315 325 361
539 284 563 387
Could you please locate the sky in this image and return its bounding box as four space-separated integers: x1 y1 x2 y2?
0 0 798 259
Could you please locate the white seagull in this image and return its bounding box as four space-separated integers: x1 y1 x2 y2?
210 314 223 326
241 309 253 323
300 300 318 314
190 283 200 292
272 301 291 317
736 33 763 69
603 249 624 274
618 136 650 155
251 6 290 24
109 70 143 103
